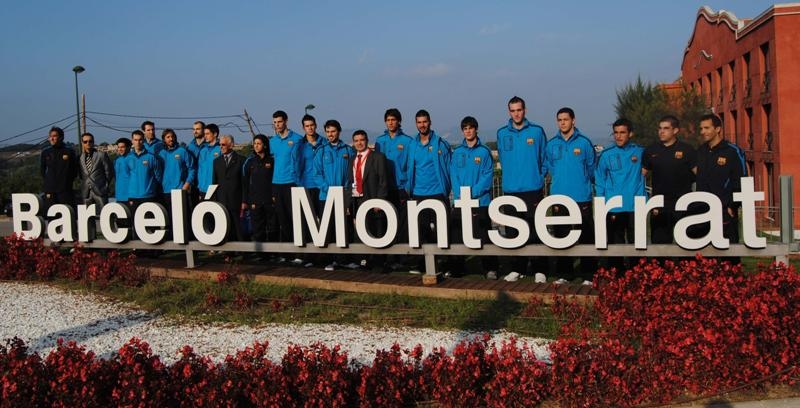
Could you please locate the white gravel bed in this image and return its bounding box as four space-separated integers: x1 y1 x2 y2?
0 282 551 364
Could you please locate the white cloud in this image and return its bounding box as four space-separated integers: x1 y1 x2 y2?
357 49 371 64
383 63 451 78
479 23 511 36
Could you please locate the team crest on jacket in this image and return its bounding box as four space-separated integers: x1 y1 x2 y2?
251 204 256 209
265 163 272 169
62 154 69 160
675 151 684 159
174 154 181 159
526 138 534 145
438 150 442 155
343 154 350 159
717 157 727 166
288 141 294 146
142 160 149 166
631 155 638 163
397 144 404 150
428 146 433 152
214 152 219 157
573 148 581 155
474 157 481 164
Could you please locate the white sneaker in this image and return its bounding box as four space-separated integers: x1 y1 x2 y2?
486 271 498 280
534 273 547 283
409 269 422 275
554 278 569 285
304 262 314 268
582 280 593 286
444 271 453 278
360 259 368 267
344 262 361 269
290 258 304 265
324 262 337 271
503 271 521 282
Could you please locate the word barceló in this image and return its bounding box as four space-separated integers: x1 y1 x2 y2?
12 177 766 251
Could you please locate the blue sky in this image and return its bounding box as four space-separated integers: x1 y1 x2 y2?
0 1 779 147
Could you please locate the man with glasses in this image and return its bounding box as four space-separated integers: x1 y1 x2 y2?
212 135 245 241
78 132 114 209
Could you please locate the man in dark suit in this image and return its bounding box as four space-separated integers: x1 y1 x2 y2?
349 129 389 270
78 132 114 209
212 135 245 241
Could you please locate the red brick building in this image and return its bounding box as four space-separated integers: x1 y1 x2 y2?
681 4 800 216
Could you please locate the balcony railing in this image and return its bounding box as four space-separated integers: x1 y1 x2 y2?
766 131 774 151
762 71 771 95
748 132 754 150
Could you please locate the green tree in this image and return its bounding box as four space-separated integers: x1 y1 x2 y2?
614 76 668 148
615 76 710 148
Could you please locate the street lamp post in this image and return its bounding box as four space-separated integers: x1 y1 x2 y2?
304 104 315 115
72 65 85 143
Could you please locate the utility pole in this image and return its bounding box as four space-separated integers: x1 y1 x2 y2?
72 65 85 144
243 109 256 137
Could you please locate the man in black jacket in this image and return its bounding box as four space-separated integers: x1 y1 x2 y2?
40 126 78 214
212 135 245 241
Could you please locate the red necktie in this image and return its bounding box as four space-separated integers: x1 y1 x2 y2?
355 154 364 195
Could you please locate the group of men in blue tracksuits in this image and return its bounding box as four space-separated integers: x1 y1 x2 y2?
47 97 745 283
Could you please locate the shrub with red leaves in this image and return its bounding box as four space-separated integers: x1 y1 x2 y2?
43 339 117 407
281 342 358 407
0 337 49 407
357 343 424 407
222 341 292 406
549 256 800 407
110 338 171 406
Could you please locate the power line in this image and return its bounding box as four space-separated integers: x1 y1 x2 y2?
0 114 74 144
87 111 244 120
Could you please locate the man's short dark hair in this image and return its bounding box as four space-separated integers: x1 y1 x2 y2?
324 119 341 132
205 123 219 136
612 118 633 132
131 130 144 138
141 120 155 131
508 96 525 109
352 129 368 140
384 108 402 123
415 109 430 120
301 114 316 125
49 126 64 139
81 132 94 142
659 115 680 128
273 110 288 121
557 107 575 119
194 120 206 129
700 113 722 128
115 137 132 148
461 116 479 130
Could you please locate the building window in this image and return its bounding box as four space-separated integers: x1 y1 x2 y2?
728 60 736 102
765 162 774 208
730 110 738 146
745 107 754 150
743 52 752 98
763 103 773 151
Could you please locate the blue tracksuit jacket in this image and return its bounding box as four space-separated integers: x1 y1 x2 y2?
496 118 547 193
315 141 355 201
595 142 645 212
159 144 196 193
374 129 413 191
450 137 494 207
270 130 303 185
407 131 451 197
197 142 221 193
126 149 163 199
299 135 327 189
545 128 596 202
